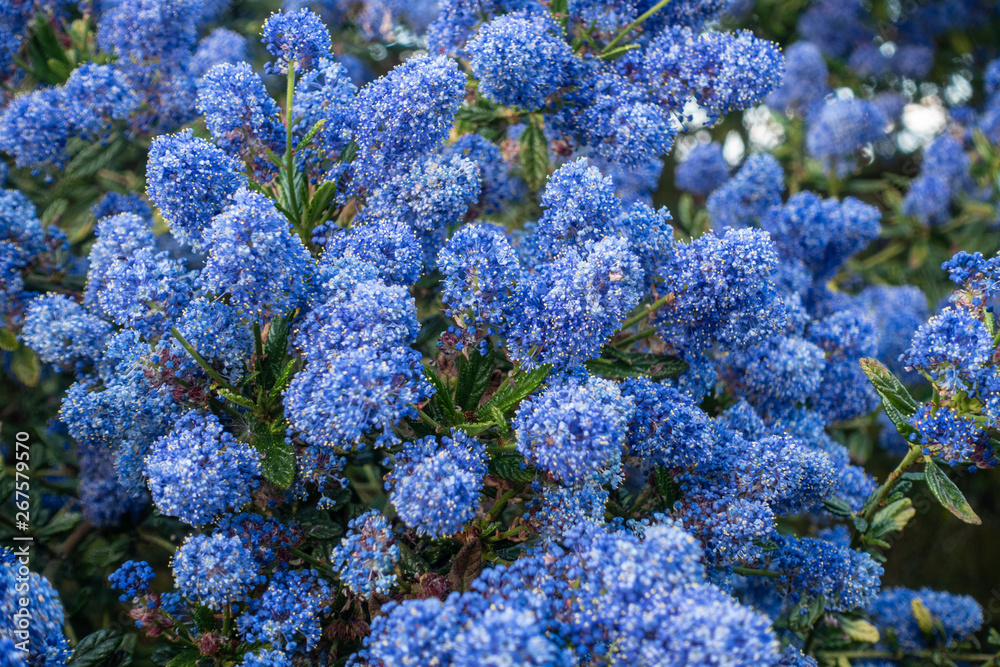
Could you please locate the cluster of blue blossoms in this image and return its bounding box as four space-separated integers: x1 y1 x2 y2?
3 0 1000 665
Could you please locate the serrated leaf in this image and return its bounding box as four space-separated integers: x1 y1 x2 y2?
477 364 551 419
425 366 458 422
0 328 17 351
489 452 536 483
12 344 40 386
68 629 122 667
192 605 218 632
455 104 503 125
306 179 338 228
519 116 549 191
924 459 981 525
868 497 915 541
860 358 919 440
586 348 687 380
841 617 880 644
912 598 935 635
823 497 852 517
491 406 509 438
165 651 202 667
262 313 291 390
455 345 495 411
255 431 296 489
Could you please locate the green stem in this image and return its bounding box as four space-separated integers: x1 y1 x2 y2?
285 63 300 223
730 566 782 579
486 444 518 455
417 408 440 432
601 0 673 53
619 293 674 331
483 482 526 524
850 445 924 549
170 326 240 394
616 327 658 349
293 548 337 578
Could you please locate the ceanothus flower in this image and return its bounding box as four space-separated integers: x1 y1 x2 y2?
22 295 111 369
170 298 253 384
805 98 888 174
146 129 247 250
330 510 400 597
706 153 785 229
293 58 357 163
96 248 195 337
237 569 332 650
350 54 466 190
145 411 262 526
467 11 576 111
909 405 996 469
514 374 634 486
656 227 785 353
197 188 314 318
62 63 139 140
868 588 983 651
83 213 157 308
96 0 199 65
197 63 286 177
108 560 155 602
0 550 71 664
92 191 152 223
768 534 883 612
900 308 992 394
621 377 714 470
190 28 249 77
172 533 261 610
766 41 829 113
261 9 332 74
676 142 730 196
506 235 643 369
386 430 488 538
438 222 521 328
322 219 423 286
0 88 72 172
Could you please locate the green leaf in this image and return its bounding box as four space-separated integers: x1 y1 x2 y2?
924 459 981 525
425 366 458 423
192 605 218 632
263 147 286 169
165 651 202 667
586 347 687 380
0 328 17 351
455 104 504 125
859 358 919 440
868 497 915 541
477 364 551 419
36 509 82 539
12 344 40 386
823 497 852 517
549 0 568 29
455 345 496 411
262 313 291 390
299 119 327 148
305 179 338 228
68 630 123 667
841 617 880 644
256 431 296 489
489 451 536 484
519 116 549 191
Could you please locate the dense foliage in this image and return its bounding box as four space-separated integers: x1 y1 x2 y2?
3 0 1000 665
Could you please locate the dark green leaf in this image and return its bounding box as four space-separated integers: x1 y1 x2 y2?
68 630 122 667
305 179 338 228
489 451 536 483
262 313 291 390
12 344 40 386
653 467 676 506
455 104 504 125
192 605 218 632
519 116 549 191
924 459 981 525
165 650 202 667
823 497 852 517
454 345 496 411
586 348 687 380
425 366 458 422
299 118 327 148
477 364 551 419
859 358 920 440
0 328 17 351
36 509 81 538
338 141 358 164
868 497 915 540
256 431 296 489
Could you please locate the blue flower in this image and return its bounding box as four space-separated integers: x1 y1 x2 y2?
387 430 488 538
621 377 714 470
514 374 633 486
901 307 992 394
868 588 983 650
197 188 314 319
767 41 829 113
438 222 521 329
109 560 155 602
350 55 465 190
261 9 332 74
147 129 247 250
190 28 249 77
676 142 730 196
805 98 888 174
330 510 400 596
706 153 785 229
145 411 262 526
0 88 72 172
467 12 576 111
171 533 260 610
237 569 332 650
22 294 111 370
768 534 883 612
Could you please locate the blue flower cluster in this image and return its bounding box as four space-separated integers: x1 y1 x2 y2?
330 510 400 597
